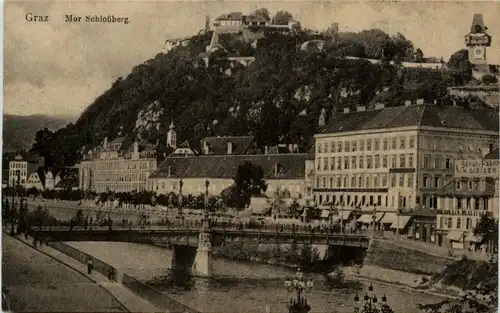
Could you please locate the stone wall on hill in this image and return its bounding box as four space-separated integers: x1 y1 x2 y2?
365 239 454 275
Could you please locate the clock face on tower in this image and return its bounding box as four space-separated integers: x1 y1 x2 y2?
472 46 485 60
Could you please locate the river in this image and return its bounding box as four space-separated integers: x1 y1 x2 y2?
67 242 446 313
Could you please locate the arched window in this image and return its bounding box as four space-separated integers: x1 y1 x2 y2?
475 25 482 33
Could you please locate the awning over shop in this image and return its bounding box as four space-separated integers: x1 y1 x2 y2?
381 212 398 224
338 210 351 220
374 212 385 223
357 214 373 224
321 210 330 218
465 232 483 243
446 230 465 241
389 216 412 229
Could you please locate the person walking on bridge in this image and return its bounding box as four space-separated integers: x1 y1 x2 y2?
87 257 93 275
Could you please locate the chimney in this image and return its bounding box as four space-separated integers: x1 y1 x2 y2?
264 146 268 154
288 144 294 153
133 141 139 153
343 107 350 113
404 100 412 106
433 99 437 105
227 142 233 155
416 98 424 105
357 106 366 112
167 166 172 177
374 103 385 110
203 141 209 154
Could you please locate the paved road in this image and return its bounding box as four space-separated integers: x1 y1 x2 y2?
2 235 127 312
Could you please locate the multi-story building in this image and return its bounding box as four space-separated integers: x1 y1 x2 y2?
312 103 498 212
434 148 499 250
79 138 158 193
147 152 307 199
8 154 44 187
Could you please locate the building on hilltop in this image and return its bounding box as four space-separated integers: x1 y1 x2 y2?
146 154 307 199
312 103 498 214
434 147 499 252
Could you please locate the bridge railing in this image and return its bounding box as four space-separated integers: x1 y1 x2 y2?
46 241 200 313
121 273 200 313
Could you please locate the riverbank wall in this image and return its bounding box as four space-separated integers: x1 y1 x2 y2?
44 240 200 313
365 239 454 275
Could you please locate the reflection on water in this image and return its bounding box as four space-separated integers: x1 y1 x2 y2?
68 242 446 313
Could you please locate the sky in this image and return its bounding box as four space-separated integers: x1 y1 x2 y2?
4 1 500 118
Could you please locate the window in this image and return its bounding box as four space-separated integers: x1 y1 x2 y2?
466 218 471 230
391 155 397 168
456 218 461 229
383 139 388 150
424 155 431 168
351 156 357 169
343 176 348 187
344 158 349 169
407 173 414 187
392 138 397 149
435 156 441 169
352 141 357 151
337 142 342 152
400 154 406 167
316 158 320 170
373 175 379 187
322 177 326 187
336 176 341 187
383 156 388 168
323 157 328 170
329 177 333 188
374 139 380 151
316 178 320 187
391 174 397 187
374 155 380 168
400 137 406 149
366 139 372 151
359 140 365 151
447 217 452 229
399 174 404 187
409 136 415 148
445 157 453 169
457 180 462 190
358 176 363 187
330 157 335 170
468 180 473 190
408 155 413 167
336 158 341 170
424 176 430 188
344 141 350 152
366 176 371 188
434 176 440 188
367 156 373 168
318 144 322 153
351 176 356 187
331 142 336 153
359 156 364 169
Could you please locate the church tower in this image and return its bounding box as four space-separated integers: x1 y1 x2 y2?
166 120 177 148
464 14 492 66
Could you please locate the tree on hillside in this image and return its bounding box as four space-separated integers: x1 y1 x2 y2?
272 10 293 25
447 49 472 85
251 8 270 21
414 48 424 63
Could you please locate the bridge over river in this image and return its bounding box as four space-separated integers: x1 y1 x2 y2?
36 220 371 277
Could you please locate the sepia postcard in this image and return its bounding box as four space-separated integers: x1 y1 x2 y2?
2 1 499 313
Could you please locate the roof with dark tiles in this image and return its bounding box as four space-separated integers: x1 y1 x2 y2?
149 154 307 180
435 177 497 197
201 136 255 155
320 104 499 134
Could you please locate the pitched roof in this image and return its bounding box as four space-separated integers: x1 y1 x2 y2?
201 136 254 155
320 104 499 134
470 13 486 33
174 140 202 155
149 154 307 180
484 148 499 160
215 12 244 21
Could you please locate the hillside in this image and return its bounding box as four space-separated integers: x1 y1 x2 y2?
2 114 74 152
29 14 473 169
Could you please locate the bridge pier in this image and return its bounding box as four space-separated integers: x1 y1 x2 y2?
170 245 197 276
192 231 213 278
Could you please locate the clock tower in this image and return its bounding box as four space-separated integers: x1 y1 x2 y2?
464 13 492 65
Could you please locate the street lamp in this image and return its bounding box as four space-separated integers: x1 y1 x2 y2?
203 180 210 228
178 179 184 225
353 283 388 313
284 268 313 313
